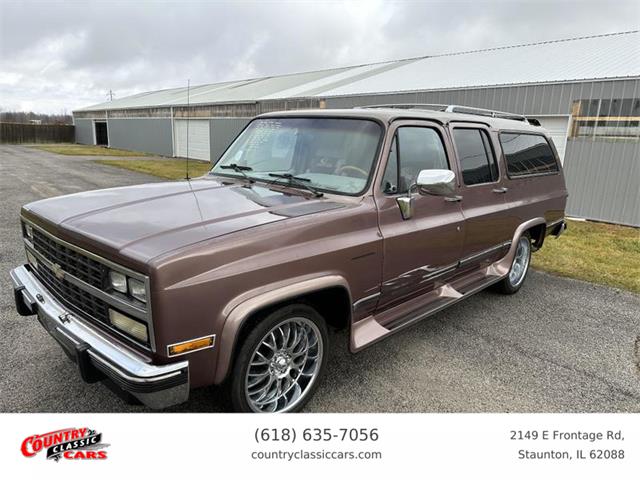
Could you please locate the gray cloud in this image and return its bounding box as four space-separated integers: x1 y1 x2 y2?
0 0 638 113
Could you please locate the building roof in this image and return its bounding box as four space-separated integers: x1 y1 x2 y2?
76 31 640 112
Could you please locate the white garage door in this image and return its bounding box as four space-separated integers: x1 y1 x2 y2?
174 119 210 161
534 116 570 164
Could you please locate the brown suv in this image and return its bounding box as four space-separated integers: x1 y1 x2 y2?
11 105 567 412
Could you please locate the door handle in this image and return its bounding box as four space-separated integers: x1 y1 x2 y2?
492 187 508 194
444 195 462 202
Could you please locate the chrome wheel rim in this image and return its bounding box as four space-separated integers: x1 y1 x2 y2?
245 317 323 413
509 237 530 287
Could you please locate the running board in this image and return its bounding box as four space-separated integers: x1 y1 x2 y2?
350 268 504 352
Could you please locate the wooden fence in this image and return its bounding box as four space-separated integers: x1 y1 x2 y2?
0 122 75 144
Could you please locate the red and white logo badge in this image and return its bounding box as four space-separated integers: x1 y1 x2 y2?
21 428 109 461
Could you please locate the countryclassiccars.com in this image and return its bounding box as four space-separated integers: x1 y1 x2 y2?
11 105 567 412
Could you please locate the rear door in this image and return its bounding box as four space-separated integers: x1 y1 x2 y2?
375 120 465 310
449 123 512 270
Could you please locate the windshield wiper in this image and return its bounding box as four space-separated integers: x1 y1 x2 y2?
268 173 323 198
218 163 254 183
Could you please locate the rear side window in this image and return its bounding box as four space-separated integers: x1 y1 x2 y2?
499 133 559 177
452 128 499 185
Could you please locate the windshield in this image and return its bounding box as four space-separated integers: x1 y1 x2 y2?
211 117 382 195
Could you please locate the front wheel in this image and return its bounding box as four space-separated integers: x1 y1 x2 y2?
494 233 532 294
227 304 328 413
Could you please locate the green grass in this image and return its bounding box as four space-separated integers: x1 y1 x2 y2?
33 144 149 156
532 220 640 293
95 159 211 180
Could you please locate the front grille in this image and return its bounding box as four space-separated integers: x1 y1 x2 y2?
33 261 110 325
26 224 152 350
25 222 152 350
31 229 106 288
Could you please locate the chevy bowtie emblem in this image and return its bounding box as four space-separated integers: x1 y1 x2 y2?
52 262 64 280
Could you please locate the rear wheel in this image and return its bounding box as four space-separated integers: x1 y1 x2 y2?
494 233 532 294
227 304 328 413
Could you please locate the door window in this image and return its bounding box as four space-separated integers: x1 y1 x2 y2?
452 128 499 185
382 127 448 194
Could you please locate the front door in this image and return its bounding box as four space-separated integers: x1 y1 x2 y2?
449 123 511 270
375 120 465 311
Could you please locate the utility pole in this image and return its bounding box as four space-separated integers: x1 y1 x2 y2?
107 90 115 101
185 79 190 180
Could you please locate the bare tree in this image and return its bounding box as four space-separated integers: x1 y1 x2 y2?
0 110 72 125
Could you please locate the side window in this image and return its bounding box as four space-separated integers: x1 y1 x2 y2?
499 133 559 177
382 127 448 194
452 128 499 185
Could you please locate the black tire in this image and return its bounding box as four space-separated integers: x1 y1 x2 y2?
227 304 329 413
493 232 532 295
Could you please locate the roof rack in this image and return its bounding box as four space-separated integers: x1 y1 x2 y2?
358 103 529 123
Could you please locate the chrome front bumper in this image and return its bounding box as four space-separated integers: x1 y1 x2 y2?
10 265 189 409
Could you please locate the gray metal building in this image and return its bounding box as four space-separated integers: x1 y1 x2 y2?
73 31 640 226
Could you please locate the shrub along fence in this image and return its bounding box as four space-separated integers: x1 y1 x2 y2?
0 122 75 144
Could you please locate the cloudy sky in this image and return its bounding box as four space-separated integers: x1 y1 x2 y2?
1 0 638 113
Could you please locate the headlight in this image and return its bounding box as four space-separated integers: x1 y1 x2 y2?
109 271 127 293
108 269 147 304
128 278 146 303
109 309 148 342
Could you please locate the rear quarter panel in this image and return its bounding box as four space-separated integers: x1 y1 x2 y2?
495 129 568 234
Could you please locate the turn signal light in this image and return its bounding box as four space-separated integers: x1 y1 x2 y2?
167 335 215 357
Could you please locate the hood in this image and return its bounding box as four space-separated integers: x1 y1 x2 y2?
23 177 345 264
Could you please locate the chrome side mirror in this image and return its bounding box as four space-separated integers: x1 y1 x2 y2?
396 169 458 220
416 169 456 197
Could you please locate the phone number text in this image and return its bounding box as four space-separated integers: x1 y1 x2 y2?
254 428 379 444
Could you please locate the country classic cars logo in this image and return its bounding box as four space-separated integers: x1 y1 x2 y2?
21 428 109 461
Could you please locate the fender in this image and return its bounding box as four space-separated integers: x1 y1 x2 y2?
214 274 352 383
487 217 547 278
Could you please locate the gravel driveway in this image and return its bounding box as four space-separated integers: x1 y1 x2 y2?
1 145 639 413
